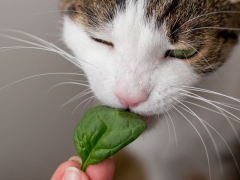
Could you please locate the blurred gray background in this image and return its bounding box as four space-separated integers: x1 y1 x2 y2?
0 0 240 180
0 0 91 179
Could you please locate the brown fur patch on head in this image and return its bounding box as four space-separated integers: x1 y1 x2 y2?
61 0 126 31
161 0 240 74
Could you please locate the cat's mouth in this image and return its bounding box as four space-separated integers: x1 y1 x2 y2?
125 108 154 123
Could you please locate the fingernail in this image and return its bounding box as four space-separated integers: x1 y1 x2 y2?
68 156 82 165
64 167 82 180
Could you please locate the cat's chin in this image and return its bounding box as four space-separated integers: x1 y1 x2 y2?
139 115 160 130
129 111 161 130
141 116 153 123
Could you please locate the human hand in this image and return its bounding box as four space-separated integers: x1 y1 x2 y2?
51 156 115 180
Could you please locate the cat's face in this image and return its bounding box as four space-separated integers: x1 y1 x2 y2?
61 0 240 117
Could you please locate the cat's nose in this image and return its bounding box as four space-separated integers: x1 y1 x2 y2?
114 91 148 107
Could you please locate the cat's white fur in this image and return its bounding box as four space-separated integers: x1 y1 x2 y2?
63 1 240 179
63 1 199 117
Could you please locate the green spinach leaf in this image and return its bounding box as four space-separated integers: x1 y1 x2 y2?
73 106 147 171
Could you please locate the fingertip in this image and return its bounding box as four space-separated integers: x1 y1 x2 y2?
51 161 81 180
63 167 89 180
68 156 82 165
85 158 115 180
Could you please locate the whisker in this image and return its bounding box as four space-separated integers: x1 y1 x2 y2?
0 33 81 68
172 105 212 180
172 11 240 35
205 100 240 113
81 95 95 114
46 82 90 95
180 27 240 35
0 46 56 52
184 92 240 125
185 86 240 103
6 10 106 23
165 108 178 153
182 100 240 124
55 89 92 117
202 121 240 176
61 90 92 107
163 110 171 152
0 46 80 66
0 73 85 92
56 77 88 83
182 88 240 112
93 98 101 107
72 96 95 114
175 101 223 174
0 29 97 68
177 102 240 175
179 90 240 144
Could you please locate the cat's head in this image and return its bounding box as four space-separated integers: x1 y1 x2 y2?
61 0 240 117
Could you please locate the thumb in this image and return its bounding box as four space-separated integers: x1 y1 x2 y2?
63 167 89 180
85 158 115 180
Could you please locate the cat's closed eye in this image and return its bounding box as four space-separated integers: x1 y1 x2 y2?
91 37 114 47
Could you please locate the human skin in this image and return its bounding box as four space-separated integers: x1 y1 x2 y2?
51 156 115 180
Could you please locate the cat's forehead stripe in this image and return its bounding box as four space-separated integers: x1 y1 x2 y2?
64 0 180 28
145 0 179 27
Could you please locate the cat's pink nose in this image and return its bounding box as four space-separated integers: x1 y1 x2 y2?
114 91 148 107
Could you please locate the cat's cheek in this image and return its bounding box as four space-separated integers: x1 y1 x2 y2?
86 73 123 108
135 68 199 117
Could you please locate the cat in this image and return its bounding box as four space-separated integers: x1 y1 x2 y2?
60 0 240 179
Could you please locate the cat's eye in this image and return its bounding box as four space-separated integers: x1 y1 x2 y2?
91 37 114 47
168 49 197 59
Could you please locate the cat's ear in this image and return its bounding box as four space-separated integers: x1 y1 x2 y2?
229 0 240 3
